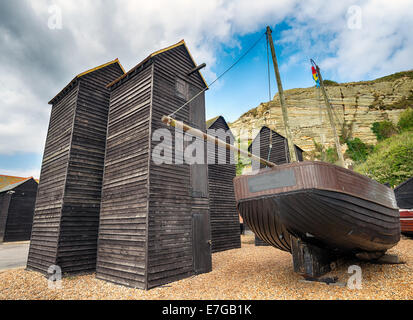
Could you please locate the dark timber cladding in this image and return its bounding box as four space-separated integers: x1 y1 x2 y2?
26 59 125 274
248 126 304 246
394 176 413 209
97 40 212 290
206 116 241 253
0 178 38 243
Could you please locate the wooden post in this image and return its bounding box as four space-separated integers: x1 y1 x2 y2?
315 65 345 167
266 26 297 163
291 237 334 278
161 115 277 168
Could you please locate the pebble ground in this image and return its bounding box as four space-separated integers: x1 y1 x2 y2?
1 235 412 300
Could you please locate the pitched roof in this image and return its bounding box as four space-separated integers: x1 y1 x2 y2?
206 116 220 129
0 175 27 189
107 40 208 89
395 176 413 191
0 177 37 193
48 58 125 105
248 126 304 153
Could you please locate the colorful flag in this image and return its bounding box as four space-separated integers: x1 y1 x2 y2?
312 66 320 88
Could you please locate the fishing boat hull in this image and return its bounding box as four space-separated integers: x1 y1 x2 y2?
234 161 400 255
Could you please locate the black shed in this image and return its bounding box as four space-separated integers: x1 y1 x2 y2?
26 59 125 274
0 177 38 243
248 126 304 246
96 40 212 290
206 116 241 253
248 126 304 167
395 176 413 209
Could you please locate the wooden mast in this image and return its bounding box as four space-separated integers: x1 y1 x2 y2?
313 61 345 167
266 26 297 163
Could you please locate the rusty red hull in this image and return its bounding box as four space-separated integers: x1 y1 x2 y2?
234 161 401 254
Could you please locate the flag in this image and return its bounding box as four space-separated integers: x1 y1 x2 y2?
312 66 320 88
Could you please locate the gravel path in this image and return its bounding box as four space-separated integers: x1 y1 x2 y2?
1 235 412 300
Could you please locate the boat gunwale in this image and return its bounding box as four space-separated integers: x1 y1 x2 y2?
234 161 398 210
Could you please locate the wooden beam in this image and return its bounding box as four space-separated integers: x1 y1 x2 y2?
161 115 277 168
187 63 206 76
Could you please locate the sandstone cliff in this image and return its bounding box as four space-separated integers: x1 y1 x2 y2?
229 72 413 156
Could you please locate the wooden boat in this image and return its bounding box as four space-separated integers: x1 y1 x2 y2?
230 27 400 260
162 26 402 277
233 161 401 254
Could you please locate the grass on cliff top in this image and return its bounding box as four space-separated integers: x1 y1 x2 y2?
354 130 413 187
372 70 413 83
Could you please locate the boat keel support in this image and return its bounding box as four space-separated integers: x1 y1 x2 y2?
291 237 337 278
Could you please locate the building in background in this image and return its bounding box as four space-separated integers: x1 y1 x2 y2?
248 126 304 246
395 177 413 236
206 116 241 253
0 176 38 243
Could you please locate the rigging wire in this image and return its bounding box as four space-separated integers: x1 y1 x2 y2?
169 32 266 117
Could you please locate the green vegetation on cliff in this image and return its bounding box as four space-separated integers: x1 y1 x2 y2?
354 109 413 186
354 130 413 186
372 70 413 83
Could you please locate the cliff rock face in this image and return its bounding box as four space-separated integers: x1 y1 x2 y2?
230 75 413 155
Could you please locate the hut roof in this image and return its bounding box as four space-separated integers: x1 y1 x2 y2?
247 126 304 153
206 116 220 129
0 177 37 194
48 58 125 105
395 176 413 191
206 115 235 140
0 175 29 189
107 40 208 89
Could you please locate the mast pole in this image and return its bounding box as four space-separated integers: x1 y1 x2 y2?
266 26 297 162
314 62 345 167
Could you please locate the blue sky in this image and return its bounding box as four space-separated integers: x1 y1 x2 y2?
206 23 316 122
1 1 412 179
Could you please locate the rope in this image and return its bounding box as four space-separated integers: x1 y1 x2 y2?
169 32 266 117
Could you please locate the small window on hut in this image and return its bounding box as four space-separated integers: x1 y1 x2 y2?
176 78 188 100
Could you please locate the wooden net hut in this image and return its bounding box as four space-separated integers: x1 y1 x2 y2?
395 177 413 235
0 177 38 243
96 40 212 290
395 177 413 210
248 126 304 246
26 59 125 274
206 116 241 253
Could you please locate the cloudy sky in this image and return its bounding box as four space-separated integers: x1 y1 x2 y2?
1 0 412 178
